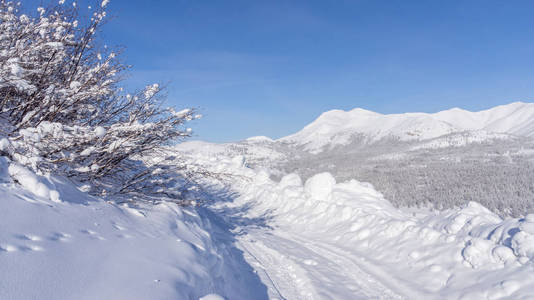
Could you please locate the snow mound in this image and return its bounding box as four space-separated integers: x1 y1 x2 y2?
511 216 534 260
304 172 336 201
204 156 534 298
0 158 265 299
7 163 61 202
279 173 302 188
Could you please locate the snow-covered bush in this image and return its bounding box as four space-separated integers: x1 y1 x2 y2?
0 0 199 201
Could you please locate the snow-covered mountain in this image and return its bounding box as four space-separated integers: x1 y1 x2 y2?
175 102 534 219
281 102 534 153
5 100 534 299
199 101 534 218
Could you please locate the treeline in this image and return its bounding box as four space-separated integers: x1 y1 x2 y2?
279 138 534 217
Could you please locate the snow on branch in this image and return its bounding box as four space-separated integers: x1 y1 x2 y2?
0 0 201 202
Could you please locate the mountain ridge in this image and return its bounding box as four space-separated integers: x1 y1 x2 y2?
279 102 534 153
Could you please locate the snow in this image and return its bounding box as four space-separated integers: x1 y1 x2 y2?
7 163 59 202
511 230 534 259
199 294 225 300
5 102 534 299
19 14 29 23
180 149 534 299
245 136 274 143
80 146 95 156
9 62 22 77
410 131 513 151
69 81 81 90
174 139 286 166
304 172 336 201
45 42 65 50
0 138 11 153
174 140 228 155
0 157 266 300
282 102 534 153
95 126 106 137
170 108 192 118
144 83 159 99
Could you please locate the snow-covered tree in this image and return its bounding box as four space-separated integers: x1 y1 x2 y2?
0 0 200 201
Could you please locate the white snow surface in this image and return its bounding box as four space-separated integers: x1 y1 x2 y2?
0 157 266 300
245 135 275 143
282 102 534 153
5 107 534 299
95 126 106 137
409 130 513 151
199 294 226 300
175 139 286 165
183 150 534 300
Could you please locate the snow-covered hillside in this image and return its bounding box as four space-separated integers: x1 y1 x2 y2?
281 102 534 153
0 157 265 300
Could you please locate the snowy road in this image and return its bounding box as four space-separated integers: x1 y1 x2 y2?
236 229 406 300
193 154 534 299
207 171 421 299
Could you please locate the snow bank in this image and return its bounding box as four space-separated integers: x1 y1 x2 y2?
7 163 60 202
0 159 263 299
188 149 534 299
304 172 336 201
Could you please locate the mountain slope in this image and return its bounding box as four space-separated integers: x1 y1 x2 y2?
281 102 534 153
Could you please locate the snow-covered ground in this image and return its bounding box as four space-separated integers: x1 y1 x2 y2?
4 142 534 299
4 103 534 299
0 157 266 300
186 150 534 299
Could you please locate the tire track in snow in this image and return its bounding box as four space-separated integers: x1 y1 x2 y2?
287 233 435 300
239 235 317 300
238 239 288 300
238 229 405 299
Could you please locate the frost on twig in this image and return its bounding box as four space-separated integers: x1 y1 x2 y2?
0 0 203 204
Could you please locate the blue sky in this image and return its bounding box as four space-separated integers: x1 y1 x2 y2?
95 0 534 141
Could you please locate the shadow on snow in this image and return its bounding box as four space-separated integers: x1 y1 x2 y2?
196 185 273 300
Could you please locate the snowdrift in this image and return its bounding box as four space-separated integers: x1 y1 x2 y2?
197 152 534 299
4 140 534 299
0 157 263 300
